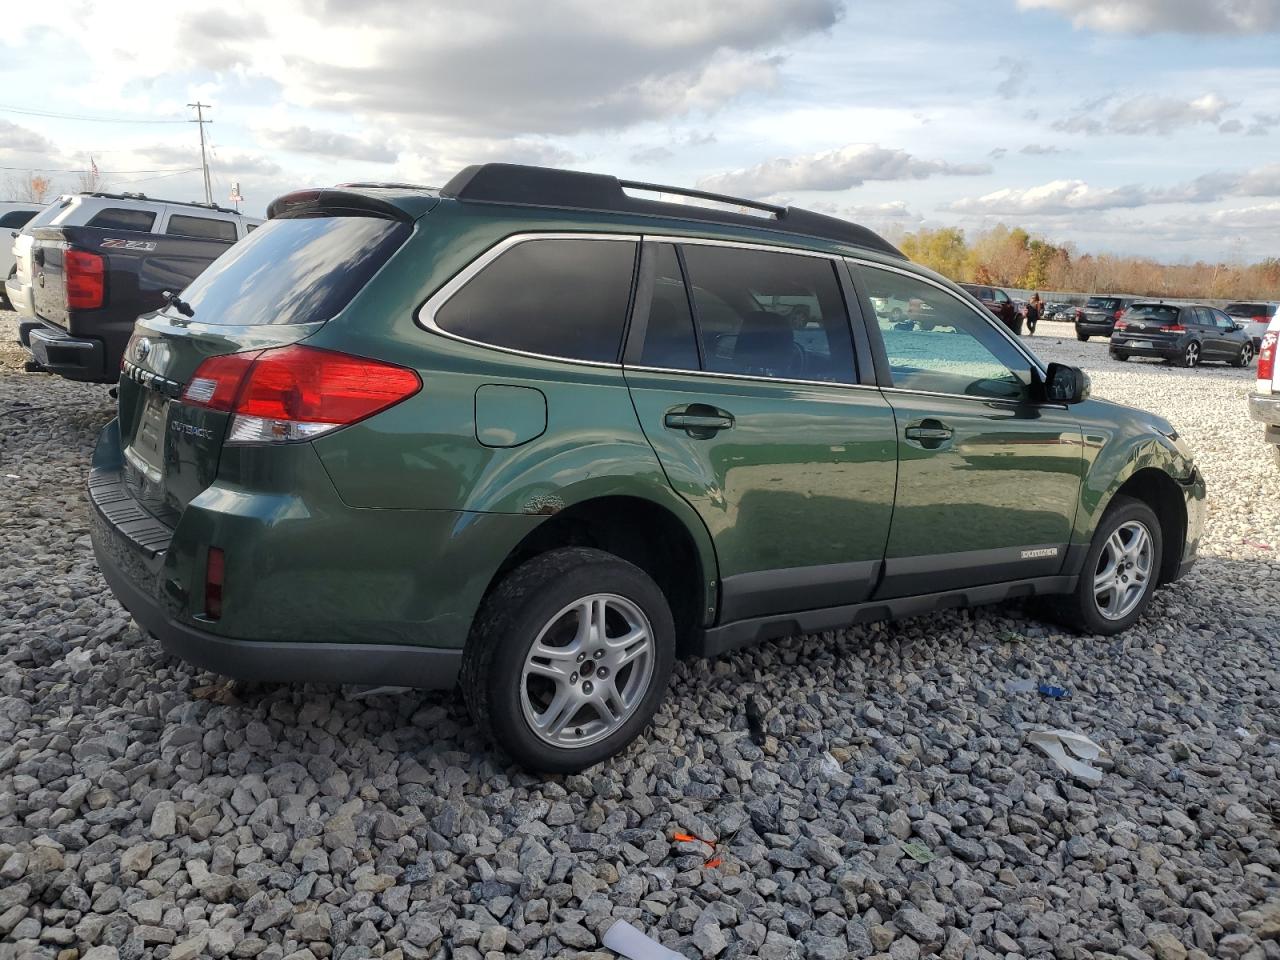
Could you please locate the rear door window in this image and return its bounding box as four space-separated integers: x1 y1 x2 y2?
678 244 856 384
175 214 411 325
638 244 700 371
86 208 156 232
165 214 238 242
0 210 37 228
434 237 637 363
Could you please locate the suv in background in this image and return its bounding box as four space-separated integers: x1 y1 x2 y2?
0 201 44 308
14 192 259 382
958 282 1020 334
1075 295 1136 341
89 164 1204 771
1250 316 1280 468
1223 302 1278 350
1110 302 1255 368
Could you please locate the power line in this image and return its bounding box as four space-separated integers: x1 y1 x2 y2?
0 164 201 173
0 104 187 124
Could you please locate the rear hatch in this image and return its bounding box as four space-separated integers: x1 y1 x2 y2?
1114 304 1184 343
116 192 418 522
1082 296 1121 325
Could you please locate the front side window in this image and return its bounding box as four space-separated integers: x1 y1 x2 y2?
86 208 156 232
166 214 238 242
678 244 856 384
0 210 37 228
859 265 1034 400
435 238 637 363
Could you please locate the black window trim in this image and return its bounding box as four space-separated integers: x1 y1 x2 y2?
417 232 641 369
845 256 1056 407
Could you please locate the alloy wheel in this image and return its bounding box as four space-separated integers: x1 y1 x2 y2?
1093 520 1154 621
1185 342 1200 367
519 594 655 748
1241 344 1254 366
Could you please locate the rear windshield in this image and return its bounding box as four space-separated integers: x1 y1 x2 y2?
1224 303 1275 317
175 215 410 325
1126 304 1181 323
1086 297 1120 310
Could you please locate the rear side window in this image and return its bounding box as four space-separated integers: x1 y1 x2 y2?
639 244 700 371
0 210 37 228
175 215 411 325
86 208 156 232
166 214 238 242
434 238 637 363
679 244 856 384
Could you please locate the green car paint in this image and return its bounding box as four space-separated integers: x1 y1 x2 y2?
88 170 1205 695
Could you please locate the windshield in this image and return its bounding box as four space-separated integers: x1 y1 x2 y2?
1086 297 1119 310
1126 304 1181 323
176 215 410 325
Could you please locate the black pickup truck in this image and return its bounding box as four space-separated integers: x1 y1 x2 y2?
22 222 243 383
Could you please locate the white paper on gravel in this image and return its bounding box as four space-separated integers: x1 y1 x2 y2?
1028 729 1107 785
603 920 688 960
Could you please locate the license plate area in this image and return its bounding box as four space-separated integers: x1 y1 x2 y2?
1129 340 1153 349
125 389 169 484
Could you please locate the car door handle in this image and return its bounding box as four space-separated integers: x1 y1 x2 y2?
904 420 954 447
664 405 734 436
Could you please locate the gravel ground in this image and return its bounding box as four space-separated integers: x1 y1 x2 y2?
1 310 1277 960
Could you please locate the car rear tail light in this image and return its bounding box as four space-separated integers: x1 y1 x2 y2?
1113 308 1126 319
1114 320 1128 330
205 546 225 620
1259 331 1278 383
1165 324 1186 333
182 344 421 443
65 250 105 309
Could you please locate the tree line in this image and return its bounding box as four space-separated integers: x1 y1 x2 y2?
898 224 1280 302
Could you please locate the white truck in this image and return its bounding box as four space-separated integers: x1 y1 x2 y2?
1250 315 1280 468
0 200 44 308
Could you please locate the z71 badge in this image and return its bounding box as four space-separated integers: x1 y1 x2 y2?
102 238 157 251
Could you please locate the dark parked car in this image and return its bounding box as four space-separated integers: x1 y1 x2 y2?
1110 302 1255 368
1075 296 1137 341
1223 302 1278 350
958 283 1021 333
89 164 1205 771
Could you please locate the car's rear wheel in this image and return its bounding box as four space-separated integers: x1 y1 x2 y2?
1111 351 1129 362
1232 342 1255 367
1180 341 1201 368
1077 332 1089 342
1046 495 1162 635
461 547 675 773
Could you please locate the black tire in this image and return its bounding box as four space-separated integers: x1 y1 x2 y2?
1232 342 1255 368
1179 341 1201 368
1111 352 1129 362
1077 333 1089 342
460 547 675 773
1045 495 1163 636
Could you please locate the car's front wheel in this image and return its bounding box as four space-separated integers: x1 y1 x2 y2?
461 547 675 773
1232 342 1255 367
1047 495 1163 635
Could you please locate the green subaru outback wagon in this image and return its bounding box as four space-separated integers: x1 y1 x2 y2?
90 164 1205 771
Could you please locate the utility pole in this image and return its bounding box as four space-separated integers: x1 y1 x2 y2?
188 102 213 205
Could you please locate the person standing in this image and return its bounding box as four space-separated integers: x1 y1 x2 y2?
1026 293 1042 335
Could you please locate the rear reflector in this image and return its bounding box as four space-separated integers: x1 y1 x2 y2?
205 546 225 620
65 250 105 310
182 344 421 443
1259 331 1277 384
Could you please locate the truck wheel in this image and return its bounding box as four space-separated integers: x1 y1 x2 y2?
1045 496 1162 636
461 547 676 773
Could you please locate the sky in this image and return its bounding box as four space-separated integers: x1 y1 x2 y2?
2 0 1280 263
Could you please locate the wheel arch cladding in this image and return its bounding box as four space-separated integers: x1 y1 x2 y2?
475 494 713 654
1108 468 1187 585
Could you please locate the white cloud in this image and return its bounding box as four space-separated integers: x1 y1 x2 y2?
261 126 397 163
1054 93 1237 135
698 144 991 197
16 0 844 137
995 57 1030 99
1021 143 1069 155
1018 0 1280 34
0 120 56 156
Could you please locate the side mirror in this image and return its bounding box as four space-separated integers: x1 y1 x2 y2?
1044 362 1090 404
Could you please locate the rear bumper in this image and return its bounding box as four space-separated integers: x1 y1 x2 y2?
92 525 463 688
1249 394 1280 446
1075 321 1113 336
26 324 111 382
1109 337 1180 359
4 276 34 317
